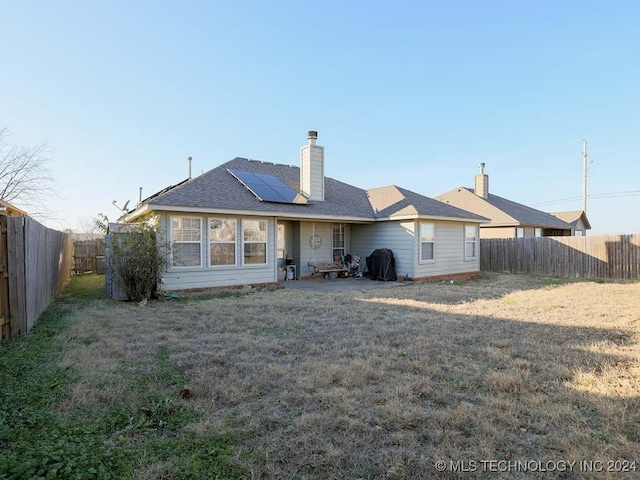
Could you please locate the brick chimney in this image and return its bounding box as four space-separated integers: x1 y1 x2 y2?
300 131 325 201
474 162 489 199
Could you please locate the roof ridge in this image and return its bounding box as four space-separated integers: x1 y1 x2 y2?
232 157 298 169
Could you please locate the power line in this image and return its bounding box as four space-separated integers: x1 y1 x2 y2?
532 190 640 207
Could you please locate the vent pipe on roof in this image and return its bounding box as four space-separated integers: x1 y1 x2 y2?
475 163 489 199
188 156 192 179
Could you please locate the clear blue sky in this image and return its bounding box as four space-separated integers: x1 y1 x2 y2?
2 1 639 235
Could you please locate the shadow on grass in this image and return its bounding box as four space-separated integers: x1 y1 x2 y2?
360 271 620 305
175 279 639 478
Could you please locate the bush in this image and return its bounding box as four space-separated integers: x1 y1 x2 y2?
108 218 167 302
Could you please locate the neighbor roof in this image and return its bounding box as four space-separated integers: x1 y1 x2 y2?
0 199 27 217
437 187 572 229
367 185 487 221
127 157 486 223
550 210 591 230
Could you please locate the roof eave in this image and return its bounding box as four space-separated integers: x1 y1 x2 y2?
136 203 376 223
379 213 488 223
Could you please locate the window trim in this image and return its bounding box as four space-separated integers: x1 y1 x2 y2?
464 224 478 260
209 217 237 267
170 215 203 268
419 222 436 263
332 222 345 261
516 227 525 238
242 218 268 265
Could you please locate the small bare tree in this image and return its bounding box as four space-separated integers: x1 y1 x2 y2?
0 127 55 215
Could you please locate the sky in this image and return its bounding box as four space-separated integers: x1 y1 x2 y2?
1 1 639 235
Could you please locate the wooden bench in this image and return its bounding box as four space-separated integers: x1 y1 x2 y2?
308 262 349 279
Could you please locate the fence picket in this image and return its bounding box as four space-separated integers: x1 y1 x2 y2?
480 234 640 280
1 216 73 339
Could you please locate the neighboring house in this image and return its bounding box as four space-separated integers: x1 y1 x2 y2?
122 131 488 291
436 164 576 238
0 200 27 217
550 210 591 236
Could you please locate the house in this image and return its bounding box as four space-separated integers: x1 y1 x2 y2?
550 210 591 236
436 163 578 238
0 200 27 217
122 131 488 291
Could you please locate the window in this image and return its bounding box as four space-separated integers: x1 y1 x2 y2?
171 216 202 267
332 223 345 261
420 222 435 261
243 219 267 264
534 227 542 237
575 230 584 236
210 218 236 266
516 227 525 238
465 225 478 259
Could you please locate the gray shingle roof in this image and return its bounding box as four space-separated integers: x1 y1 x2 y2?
550 210 591 229
468 188 572 228
368 185 488 221
135 157 484 222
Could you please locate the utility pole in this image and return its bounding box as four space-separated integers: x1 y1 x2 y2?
582 139 588 213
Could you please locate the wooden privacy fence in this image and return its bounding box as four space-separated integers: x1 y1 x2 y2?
481 234 640 279
73 239 105 274
0 216 74 339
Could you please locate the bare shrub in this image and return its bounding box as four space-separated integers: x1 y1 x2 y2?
108 218 167 302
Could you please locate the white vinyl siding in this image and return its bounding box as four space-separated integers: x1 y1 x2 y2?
171 216 202 267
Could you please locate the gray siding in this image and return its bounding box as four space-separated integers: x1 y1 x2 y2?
351 221 414 278
300 221 334 276
157 211 277 290
414 221 480 278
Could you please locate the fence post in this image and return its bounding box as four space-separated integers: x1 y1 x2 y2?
7 217 27 337
0 216 9 339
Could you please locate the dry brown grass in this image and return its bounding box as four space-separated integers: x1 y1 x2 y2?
60 273 640 479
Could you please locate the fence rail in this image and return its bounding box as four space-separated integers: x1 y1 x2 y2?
480 234 640 279
1 216 74 339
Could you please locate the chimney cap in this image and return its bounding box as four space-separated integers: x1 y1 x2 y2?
479 162 486 174
307 130 318 139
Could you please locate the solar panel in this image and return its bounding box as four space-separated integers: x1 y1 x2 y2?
228 169 308 204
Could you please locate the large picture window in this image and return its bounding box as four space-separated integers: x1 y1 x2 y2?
465 224 478 259
243 219 267 264
420 222 435 261
171 216 202 267
210 218 236 266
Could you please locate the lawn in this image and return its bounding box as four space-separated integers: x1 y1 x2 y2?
1 273 639 479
